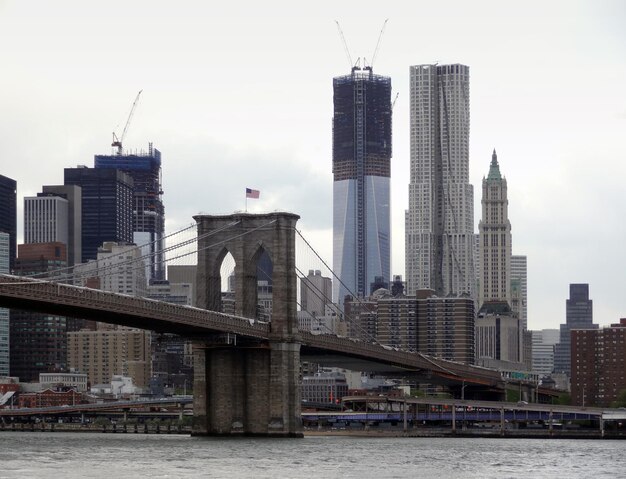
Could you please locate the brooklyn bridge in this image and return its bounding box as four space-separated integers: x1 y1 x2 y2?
0 212 515 437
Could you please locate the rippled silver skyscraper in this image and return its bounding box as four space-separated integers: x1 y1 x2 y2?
333 66 392 303
405 64 474 297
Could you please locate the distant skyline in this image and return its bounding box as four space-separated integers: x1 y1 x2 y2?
0 1 624 329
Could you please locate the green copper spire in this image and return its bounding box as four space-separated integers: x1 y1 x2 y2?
487 149 502 180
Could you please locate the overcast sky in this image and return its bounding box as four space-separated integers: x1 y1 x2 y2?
1 0 624 330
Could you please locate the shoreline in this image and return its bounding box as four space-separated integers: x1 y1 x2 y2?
2 423 625 439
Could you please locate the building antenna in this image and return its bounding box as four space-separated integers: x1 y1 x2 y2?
335 20 353 69
370 19 389 70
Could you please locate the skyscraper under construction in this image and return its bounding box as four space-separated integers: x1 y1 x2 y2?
95 143 165 281
405 64 474 298
333 66 392 303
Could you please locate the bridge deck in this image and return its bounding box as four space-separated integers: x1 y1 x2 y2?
0 274 502 386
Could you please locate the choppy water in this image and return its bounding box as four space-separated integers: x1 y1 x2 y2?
0 432 624 478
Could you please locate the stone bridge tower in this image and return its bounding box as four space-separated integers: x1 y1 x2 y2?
192 212 302 437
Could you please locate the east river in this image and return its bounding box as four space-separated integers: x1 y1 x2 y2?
0 432 624 478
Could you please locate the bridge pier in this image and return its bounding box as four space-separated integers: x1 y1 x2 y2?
192 213 302 437
192 340 301 437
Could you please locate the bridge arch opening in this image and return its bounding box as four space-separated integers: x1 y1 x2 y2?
253 247 273 322
218 248 236 315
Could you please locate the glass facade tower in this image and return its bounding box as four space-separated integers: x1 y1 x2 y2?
95 144 165 281
0 175 17 271
554 283 597 377
64 167 133 264
332 66 392 303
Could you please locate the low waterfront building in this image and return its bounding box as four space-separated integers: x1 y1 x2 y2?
39 372 89 393
18 388 83 408
301 372 348 405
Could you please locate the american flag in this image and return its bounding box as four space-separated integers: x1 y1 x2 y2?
246 188 260 199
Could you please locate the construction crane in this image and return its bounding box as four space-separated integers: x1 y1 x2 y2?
335 20 354 70
111 90 142 155
370 19 389 70
391 92 399 110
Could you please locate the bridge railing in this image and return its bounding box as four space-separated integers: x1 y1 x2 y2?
0 274 269 338
300 331 501 385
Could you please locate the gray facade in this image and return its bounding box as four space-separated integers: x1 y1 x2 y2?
405 64 474 298
300 269 332 317
478 150 511 308
0 232 9 376
531 329 559 377
553 284 597 377
41 185 82 268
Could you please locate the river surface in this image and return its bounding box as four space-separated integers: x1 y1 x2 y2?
0 432 624 478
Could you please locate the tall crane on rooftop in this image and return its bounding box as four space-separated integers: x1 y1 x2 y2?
370 19 389 70
335 20 354 70
111 90 142 155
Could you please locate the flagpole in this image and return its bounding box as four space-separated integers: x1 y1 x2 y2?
245 194 248 213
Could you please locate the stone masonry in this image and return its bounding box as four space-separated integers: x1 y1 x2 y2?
192 212 302 437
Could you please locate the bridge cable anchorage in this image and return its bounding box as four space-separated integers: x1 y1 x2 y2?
294 227 385 345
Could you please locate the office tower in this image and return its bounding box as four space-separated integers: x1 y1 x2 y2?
67 328 150 387
475 302 521 364
376 292 417 351
13 243 67 278
478 150 511 308
95 144 165 281
24 194 69 245
300 270 332 316
332 66 392 303
70 241 150 387
345 288 474 363
73 242 146 297
64 167 133 263
416 290 475 364
0 175 17 271
147 280 194 391
41 185 82 267
10 243 68 381
571 319 626 407
297 305 342 336
511 255 527 330
344 295 378 340
475 152 527 369
531 329 559 377
0 233 9 376
553 283 597 377
405 64 474 298
168 265 197 306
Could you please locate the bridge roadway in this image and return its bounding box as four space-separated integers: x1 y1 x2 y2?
0 397 193 417
0 274 501 386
